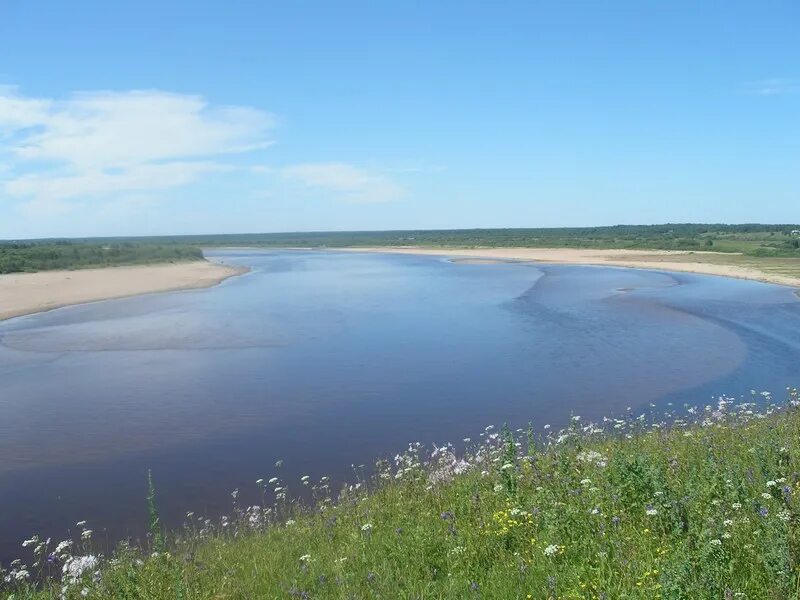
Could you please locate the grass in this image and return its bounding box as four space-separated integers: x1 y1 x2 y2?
3 388 800 599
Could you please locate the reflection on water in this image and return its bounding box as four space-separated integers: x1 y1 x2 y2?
0 250 798 563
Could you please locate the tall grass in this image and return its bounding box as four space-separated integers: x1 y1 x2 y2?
3 388 799 599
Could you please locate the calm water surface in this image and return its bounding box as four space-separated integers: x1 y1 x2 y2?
1 250 799 562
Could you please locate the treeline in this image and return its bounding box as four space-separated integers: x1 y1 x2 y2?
4 224 799 269
84 223 800 256
0 242 204 274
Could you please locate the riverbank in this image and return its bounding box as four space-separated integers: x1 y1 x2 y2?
341 247 800 288
0 260 247 322
4 389 798 598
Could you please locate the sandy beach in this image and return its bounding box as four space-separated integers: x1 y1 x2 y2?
0 260 247 322
342 247 800 288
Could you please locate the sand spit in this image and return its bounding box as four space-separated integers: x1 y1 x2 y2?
340 247 800 289
0 260 248 321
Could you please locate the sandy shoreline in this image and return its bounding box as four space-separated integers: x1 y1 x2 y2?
340 247 800 289
0 260 248 322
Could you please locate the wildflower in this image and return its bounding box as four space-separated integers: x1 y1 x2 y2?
777 510 791 522
299 554 312 562
723 519 733 527
361 523 373 532
256 479 264 485
761 493 772 500
766 480 776 487
62 555 99 584
81 530 93 541
732 502 742 510
285 519 296 526
76 521 87 528
709 539 722 546
543 544 561 557
268 477 278 484
646 506 658 517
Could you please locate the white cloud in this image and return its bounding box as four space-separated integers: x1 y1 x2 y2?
282 162 403 203
0 86 274 211
744 78 798 96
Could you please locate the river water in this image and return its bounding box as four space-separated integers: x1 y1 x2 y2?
1 249 798 563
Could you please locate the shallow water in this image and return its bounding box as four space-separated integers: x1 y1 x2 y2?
1 250 798 563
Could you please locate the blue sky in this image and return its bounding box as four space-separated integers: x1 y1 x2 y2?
0 1 798 238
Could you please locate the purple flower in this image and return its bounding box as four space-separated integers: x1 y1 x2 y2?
759 506 769 517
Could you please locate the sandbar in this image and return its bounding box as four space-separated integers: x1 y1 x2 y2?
0 260 247 322
341 247 800 288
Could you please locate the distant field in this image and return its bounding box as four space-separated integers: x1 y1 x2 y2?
2 224 798 274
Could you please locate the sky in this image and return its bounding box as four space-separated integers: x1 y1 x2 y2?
0 1 798 239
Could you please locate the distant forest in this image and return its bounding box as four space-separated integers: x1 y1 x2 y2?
2 224 798 273
0 242 203 274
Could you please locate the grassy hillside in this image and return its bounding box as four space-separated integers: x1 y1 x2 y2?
3 388 799 599
0 242 204 274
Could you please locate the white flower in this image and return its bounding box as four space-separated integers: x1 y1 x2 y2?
709 539 722 546
732 502 742 510
766 481 776 487
723 519 733 527
76 521 87 527
268 477 278 484
361 523 373 532
256 479 264 485
761 493 772 500
81 530 93 541
580 478 592 486
285 519 296 526
299 554 312 562
55 540 73 555
778 510 791 522
62 555 99 583
493 484 504 493
646 508 658 516
22 537 38 548
722 532 732 539
543 544 560 557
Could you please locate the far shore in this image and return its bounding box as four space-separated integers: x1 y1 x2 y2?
0 260 248 322
339 246 800 289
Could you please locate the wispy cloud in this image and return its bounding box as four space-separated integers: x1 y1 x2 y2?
0 86 274 212
744 78 798 96
282 162 403 203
